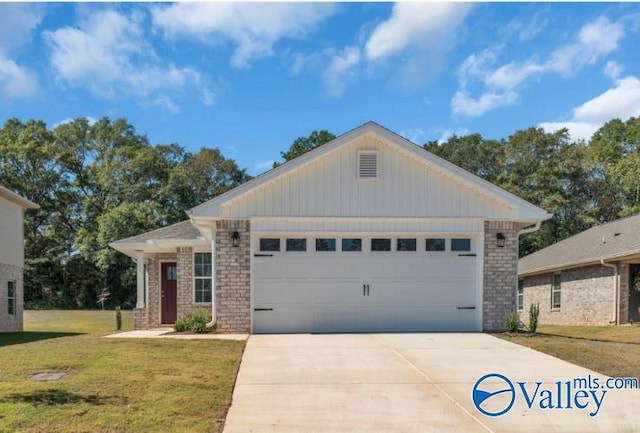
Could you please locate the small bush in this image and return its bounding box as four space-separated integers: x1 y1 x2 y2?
115 307 122 331
528 302 540 335
503 311 521 333
174 311 212 333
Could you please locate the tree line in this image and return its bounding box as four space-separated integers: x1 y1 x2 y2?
1 116 638 308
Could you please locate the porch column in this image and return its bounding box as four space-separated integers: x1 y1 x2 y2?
136 251 145 308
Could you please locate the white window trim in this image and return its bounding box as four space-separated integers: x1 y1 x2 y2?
193 252 213 304
551 273 562 309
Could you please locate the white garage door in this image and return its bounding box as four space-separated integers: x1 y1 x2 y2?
252 234 480 333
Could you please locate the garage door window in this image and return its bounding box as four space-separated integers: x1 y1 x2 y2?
451 238 471 251
342 238 362 252
260 238 280 252
316 238 336 251
194 252 212 303
371 238 391 251
286 238 307 252
426 238 445 251
397 239 417 251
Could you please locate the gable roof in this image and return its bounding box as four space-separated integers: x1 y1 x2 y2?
0 185 39 209
111 220 202 245
189 121 550 222
519 213 640 276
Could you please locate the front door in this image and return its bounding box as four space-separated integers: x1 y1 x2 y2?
629 264 640 323
161 262 178 324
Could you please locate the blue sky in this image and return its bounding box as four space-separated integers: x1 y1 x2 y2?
1 2 639 175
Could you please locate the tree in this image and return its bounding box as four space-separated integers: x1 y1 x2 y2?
274 130 336 167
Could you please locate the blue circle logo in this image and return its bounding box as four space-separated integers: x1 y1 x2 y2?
472 373 516 417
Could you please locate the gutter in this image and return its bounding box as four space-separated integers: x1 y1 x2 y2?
517 222 541 237
600 259 619 325
189 218 218 329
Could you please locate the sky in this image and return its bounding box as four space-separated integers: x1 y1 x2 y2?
1 2 639 175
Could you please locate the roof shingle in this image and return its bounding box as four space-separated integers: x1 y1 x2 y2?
111 220 202 244
519 213 640 276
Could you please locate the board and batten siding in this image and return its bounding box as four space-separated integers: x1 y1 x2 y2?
220 134 514 219
0 197 25 268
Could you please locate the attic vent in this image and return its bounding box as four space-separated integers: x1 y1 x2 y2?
357 151 378 179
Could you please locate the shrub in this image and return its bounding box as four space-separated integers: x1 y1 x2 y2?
503 311 521 333
116 307 122 331
528 302 540 335
174 311 213 333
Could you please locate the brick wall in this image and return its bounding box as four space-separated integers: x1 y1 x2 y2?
215 219 251 333
483 221 518 331
522 265 615 325
619 263 629 324
0 262 23 332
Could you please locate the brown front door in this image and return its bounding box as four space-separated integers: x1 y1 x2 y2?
161 262 178 324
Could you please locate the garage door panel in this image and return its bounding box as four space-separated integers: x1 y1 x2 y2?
252 233 480 333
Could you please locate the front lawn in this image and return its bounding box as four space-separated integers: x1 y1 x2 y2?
499 325 640 379
0 310 245 433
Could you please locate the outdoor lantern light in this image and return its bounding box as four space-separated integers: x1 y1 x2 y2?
496 232 506 248
231 230 240 247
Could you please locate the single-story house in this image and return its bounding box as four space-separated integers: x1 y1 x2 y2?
110 122 550 333
518 213 640 325
0 185 39 333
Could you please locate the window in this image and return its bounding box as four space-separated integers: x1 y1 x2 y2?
451 238 471 252
397 238 417 251
194 253 212 303
357 151 378 179
517 280 524 311
260 238 280 252
316 238 336 252
342 238 362 252
286 238 307 252
426 238 446 251
166 265 177 280
7 280 16 316
371 238 391 252
552 274 561 309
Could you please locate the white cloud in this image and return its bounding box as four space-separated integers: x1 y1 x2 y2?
365 3 471 61
0 57 37 100
540 76 640 140
604 61 623 80
255 160 275 171
44 9 210 110
323 46 360 98
54 116 98 128
151 3 337 68
453 15 628 118
451 90 518 118
399 128 428 144
437 128 470 144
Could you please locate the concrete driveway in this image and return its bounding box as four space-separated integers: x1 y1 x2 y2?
223 334 640 433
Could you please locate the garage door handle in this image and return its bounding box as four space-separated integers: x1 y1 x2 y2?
457 306 476 310
458 253 477 257
367 284 370 296
363 284 366 296
254 308 274 311
254 254 274 257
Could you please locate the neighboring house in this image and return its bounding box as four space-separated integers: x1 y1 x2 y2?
0 185 39 333
110 122 550 333
518 213 640 325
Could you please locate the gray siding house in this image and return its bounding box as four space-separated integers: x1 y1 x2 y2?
0 185 39 333
111 122 550 333
518 213 640 325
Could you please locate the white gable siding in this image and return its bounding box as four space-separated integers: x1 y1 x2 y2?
221 134 514 219
0 197 25 267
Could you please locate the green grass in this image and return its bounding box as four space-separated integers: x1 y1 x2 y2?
0 310 245 433
499 325 640 379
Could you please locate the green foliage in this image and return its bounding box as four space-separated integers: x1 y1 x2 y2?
274 129 336 167
503 311 522 333
528 303 540 335
0 116 249 309
174 311 213 333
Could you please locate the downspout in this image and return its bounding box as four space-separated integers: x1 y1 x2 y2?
600 259 619 325
189 218 217 328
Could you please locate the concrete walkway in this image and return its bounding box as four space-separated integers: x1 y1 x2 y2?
223 333 640 433
104 328 248 341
